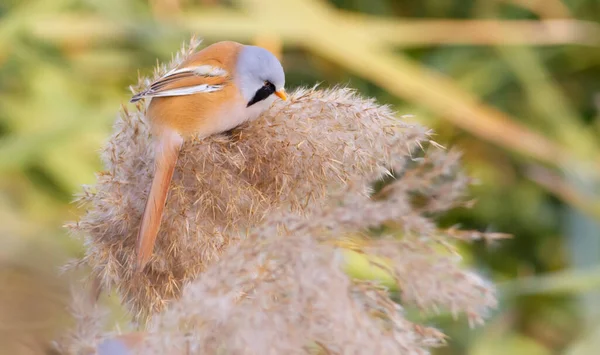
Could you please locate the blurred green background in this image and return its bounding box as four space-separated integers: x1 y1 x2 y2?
1 0 599 354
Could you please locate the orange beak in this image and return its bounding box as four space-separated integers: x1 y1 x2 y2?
275 89 288 101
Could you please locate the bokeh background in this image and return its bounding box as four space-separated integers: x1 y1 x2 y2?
1 0 599 354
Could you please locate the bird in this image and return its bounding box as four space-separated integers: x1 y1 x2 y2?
130 41 287 271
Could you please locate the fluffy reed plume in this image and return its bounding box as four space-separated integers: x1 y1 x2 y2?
52 286 105 355
67 38 433 320
61 37 503 354
138 154 499 354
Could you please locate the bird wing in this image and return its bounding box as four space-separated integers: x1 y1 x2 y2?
130 63 231 102
135 127 183 270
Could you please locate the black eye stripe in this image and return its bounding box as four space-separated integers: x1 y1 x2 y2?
247 81 276 107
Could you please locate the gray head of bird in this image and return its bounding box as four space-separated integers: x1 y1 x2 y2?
236 45 287 108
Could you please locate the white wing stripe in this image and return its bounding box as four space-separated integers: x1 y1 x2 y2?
193 65 228 77
146 84 224 98
163 65 228 78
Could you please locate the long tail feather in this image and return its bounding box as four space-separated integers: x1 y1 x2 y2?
135 128 183 271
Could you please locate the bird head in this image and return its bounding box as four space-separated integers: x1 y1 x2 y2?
236 45 287 108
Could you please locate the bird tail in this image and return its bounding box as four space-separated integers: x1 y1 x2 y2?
135 128 183 271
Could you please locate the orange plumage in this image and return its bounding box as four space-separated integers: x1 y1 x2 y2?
132 41 287 270
147 41 245 136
